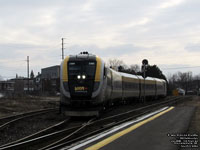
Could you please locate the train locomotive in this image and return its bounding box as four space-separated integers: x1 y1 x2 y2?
60 52 167 116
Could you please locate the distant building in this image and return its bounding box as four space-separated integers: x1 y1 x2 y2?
11 78 34 93
34 73 42 92
0 78 34 95
0 81 14 92
41 65 60 94
41 65 60 79
0 65 61 96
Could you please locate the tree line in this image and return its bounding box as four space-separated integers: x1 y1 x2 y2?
107 58 166 80
168 72 200 94
107 58 200 95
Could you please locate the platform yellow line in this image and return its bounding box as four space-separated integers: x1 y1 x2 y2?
85 107 174 150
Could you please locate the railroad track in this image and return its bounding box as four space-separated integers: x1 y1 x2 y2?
46 96 189 150
0 108 58 130
0 117 95 150
0 96 191 150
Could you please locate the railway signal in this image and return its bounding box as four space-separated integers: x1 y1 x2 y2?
142 59 149 103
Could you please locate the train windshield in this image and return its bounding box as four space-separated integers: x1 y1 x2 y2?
68 61 96 78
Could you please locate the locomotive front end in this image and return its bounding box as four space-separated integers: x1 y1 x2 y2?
60 52 104 116
68 60 96 100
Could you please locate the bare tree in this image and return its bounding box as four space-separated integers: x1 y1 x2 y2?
176 71 193 93
194 74 200 93
186 72 193 93
167 71 199 95
168 73 178 83
129 64 140 73
107 59 142 74
168 73 179 90
177 72 187 88
108 59 127 71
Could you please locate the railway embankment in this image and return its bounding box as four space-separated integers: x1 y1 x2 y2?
0 96 59 118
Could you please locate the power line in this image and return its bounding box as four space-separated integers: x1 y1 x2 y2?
161 66 200 70
0 67 26 72
1 76 16 79
0 59 26 63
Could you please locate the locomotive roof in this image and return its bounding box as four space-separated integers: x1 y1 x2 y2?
120 72 139 79
68 53 97 61
154 78 166 83
145 77 156 81
146 77 166 83
110 69 166 83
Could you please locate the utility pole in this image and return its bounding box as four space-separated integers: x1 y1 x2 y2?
61 38 65 60
27 56 29 93
198 77 200 96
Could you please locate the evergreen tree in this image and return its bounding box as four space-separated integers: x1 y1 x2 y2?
30 70 34 79
146 65 167 80
137 65 167 81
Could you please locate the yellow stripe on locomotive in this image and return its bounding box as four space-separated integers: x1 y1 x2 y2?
95 56 102 82
62 56 69 82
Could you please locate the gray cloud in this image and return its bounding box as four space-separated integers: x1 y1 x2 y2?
67 44 142 57
0 43 50 58
0 0 200 78
185 43 200 52
159 64 200 77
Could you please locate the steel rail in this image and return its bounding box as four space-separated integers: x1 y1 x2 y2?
41 96 191 150
0 118 95 150
0 108 57 123
0 125 82 150
47 108 163 150
38 118 96 150
0 96 190 150
0 108 58 130
0 118 70 148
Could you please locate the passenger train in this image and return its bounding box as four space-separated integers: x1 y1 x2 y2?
60 52 167 116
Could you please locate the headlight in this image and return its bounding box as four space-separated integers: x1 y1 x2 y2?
82 75 86 79
77 75 81 79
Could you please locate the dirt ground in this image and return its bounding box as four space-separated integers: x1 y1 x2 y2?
0 96 59 118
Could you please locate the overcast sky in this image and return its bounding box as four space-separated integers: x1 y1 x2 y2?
0 0 200 79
